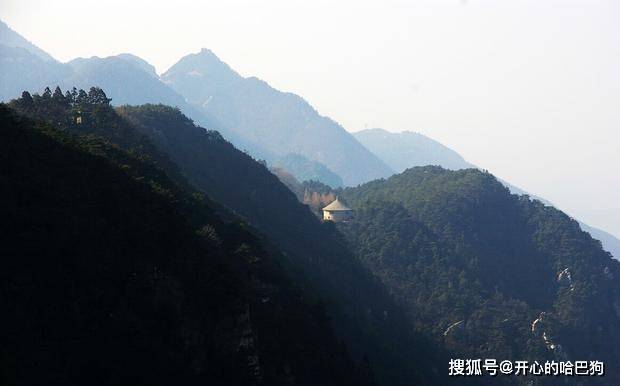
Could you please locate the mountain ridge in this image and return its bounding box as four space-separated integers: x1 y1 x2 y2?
3 17 620 385
3 18 617 259
1 100 375 386
354 128 475 172
0 23 389 187
161 48 394 186
8 89 442 385
339 166 620 385
353 127 620 259
0 19 55 61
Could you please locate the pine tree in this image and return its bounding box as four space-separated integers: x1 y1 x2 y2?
87 87 112 105
76 89 88 106
19 91 34 110
42 87 52 100
52 86 67 107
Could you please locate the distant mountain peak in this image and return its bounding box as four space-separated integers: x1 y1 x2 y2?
67 55 135 71
0 19 55 62
164 48 241 80
116 53 158 77
354 128 474 172
364 127 389 133
364 127 428 137
195 48 230 66
162 50 393 186
198 47 217 57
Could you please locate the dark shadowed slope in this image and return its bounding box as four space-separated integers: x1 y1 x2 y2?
115 104 442 386
1 100 376 386
161 49 393 186
8 90 443 386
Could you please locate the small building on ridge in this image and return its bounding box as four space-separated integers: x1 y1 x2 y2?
322 197 353 222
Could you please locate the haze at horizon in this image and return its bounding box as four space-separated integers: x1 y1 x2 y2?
2 0 619 237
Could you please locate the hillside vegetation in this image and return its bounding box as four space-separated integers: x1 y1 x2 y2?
339 166 620 385
8 88 441 386
1 95 372 386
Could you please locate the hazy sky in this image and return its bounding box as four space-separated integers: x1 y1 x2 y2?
2 0 619 237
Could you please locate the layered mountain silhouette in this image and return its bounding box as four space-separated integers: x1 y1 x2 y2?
160 49 394 186
6 89 442 385
353 127 620 259
1 25 391 186
271 153 344 188
0 45 70 101
0 20 55 61
580 223 620 261
116 53 159 77
354 128 475 172
0 21 216 129
2 98 383 386
2 17 617 256
3 19 620 385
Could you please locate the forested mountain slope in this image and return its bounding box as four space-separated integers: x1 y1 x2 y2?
2 19 618 262
339 166 620 385
116 103 441 386
352 127 620 259
1 99 378 385
8 89 442 386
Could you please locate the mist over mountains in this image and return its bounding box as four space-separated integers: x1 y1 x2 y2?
354 128 475 172
0 20 54 61
2 18 620 385
0 30 391 186
161 48 393 186
353 127 620 260
1 18 618 258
